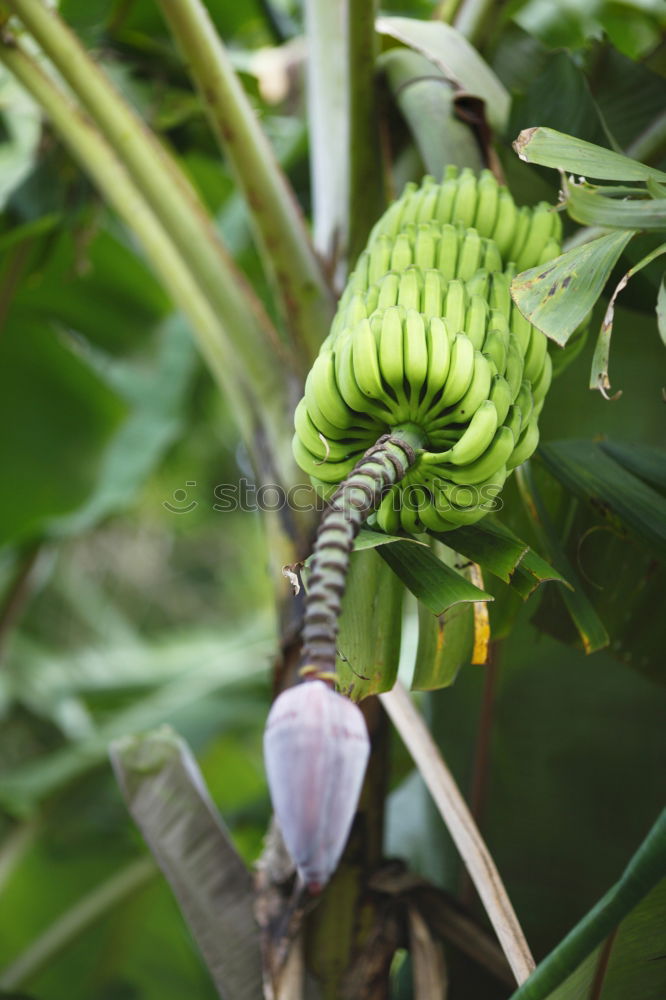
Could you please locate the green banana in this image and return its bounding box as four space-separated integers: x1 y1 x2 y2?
464 294 490 350
456 228 482 281
432 350 492 426
414 224 437 269
523 325 549 384
294 167 562 538
438 333 475 407
506 415 539 470
488 373 512 425
514 202 557 272
438 400 499 466
443 279 467 333
491 187 518 257
474 169 499 238
483 328 508 375
451 167 478 228
434 223 460 282
397 268 424 311
442 424 515 485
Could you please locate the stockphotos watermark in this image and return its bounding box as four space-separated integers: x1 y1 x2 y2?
162 479 504 515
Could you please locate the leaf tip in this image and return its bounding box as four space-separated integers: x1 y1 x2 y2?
513 127 537 162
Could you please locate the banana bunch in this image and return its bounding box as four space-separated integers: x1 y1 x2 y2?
293 168 560 533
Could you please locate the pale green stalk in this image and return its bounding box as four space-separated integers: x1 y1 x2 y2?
453 0 496 46
155 0 335 368
304 0 350 276
4 0 292 415
347 0 384 265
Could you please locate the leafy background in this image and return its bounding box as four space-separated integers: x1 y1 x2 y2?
0 0 664 998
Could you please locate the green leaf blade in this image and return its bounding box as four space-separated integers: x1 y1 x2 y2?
511 231 635 346
514 127 666 183
379 540 493 615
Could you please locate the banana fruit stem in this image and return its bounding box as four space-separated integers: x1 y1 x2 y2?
301 424 424 677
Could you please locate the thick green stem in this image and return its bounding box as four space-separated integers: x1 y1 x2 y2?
154 0 335 368
347 0 384 266
301 427 424 674
304 0 350 273
4 0 292 432
453 0 496 46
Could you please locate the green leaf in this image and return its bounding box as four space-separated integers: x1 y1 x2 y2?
565 182 666 230
0 624 274 815
590 242 666 394
511 230 635 346
508 811 666 1000
538 440 666 560
353 527 427 552
600 441 666 495
411 598 474 691
379 49 484 178
0 315 126 547
513 126 666 183
515 464 609 654
336 548 404 700
54 317 197 534
441 520 568 596
376 16 510 132
110 727 263 1000
378 540 492 614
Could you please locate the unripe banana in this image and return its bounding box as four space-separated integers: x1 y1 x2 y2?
514 203 557 272
504 404 523 442
523 325 549 384
422 270 445 317
397 268 424 311
295 167 562 537
531 349 552 405
292 435 356 483
487 271 512 321
432 350 492 426
506 206 531 265
442 424 515 485
443 279 467 332
515 378 534 431
464 294 490 350
488 373 512 425
415 176 439 224
504 335 524 401
465 268 490 302
390 232 415 272
403 310 429 404
474 169 499 238
451 167 478 228
350 318 386 402
483 328 508 375
506 415 539 470
414 224 437 269
377 272 401 310
434 224 460 282
434 164 460 224
437 400 499 465
537 238 561 265
456 228 483 281
491 188 518 257
377 306 407 402
438 334 475 407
